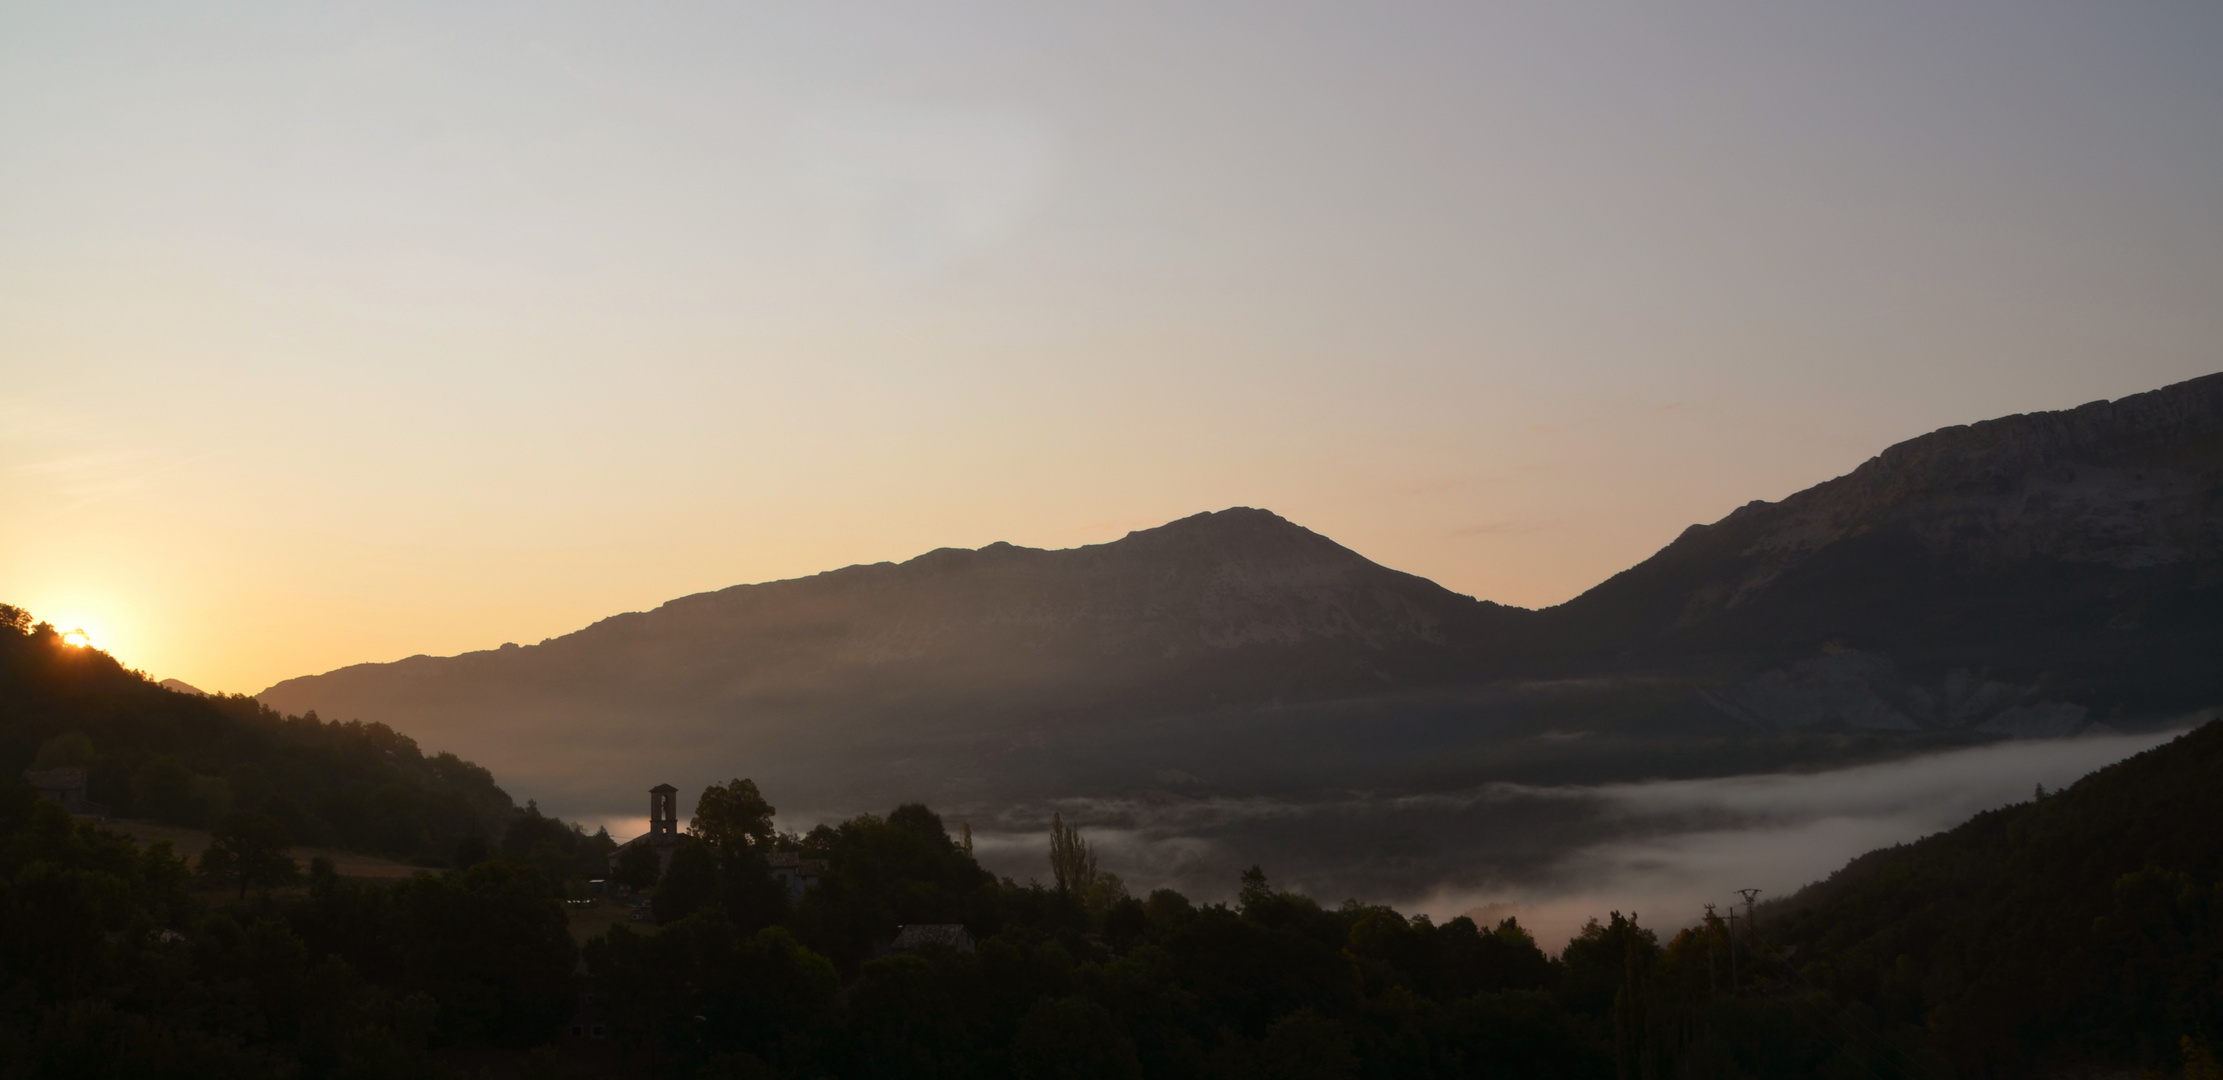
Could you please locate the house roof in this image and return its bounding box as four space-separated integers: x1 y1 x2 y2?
890 924 975 951
609 831 682 855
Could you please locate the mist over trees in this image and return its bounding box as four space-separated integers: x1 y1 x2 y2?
11 738 2223 1076
8 601 2223 1076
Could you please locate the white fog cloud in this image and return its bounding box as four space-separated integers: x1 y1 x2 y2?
1411 729 2193 946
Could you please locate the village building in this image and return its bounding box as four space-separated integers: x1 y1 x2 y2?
23 767 91 814
768 851 827 903
606 783 684 877
603 782 830 904
887 924 976 955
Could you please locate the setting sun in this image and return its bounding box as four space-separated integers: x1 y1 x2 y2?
42 608 110 651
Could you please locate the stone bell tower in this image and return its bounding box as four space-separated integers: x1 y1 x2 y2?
649 783 679 841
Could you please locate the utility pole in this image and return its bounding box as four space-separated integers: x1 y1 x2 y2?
1703 904 1719 993
1724 907 1738 991
1735 889 1761 993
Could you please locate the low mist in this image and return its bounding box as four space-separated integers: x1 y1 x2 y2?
954 729 2186 948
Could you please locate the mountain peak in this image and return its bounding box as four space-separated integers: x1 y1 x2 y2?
1126 506 1295 538
1109 507 1362 563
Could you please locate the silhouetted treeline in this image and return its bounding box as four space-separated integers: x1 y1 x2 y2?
596 791 1950 1080
0 604 549 865
10 759 2221 1078
12 597 2223 1077
0 770 575 1077
1754 720 2223 1079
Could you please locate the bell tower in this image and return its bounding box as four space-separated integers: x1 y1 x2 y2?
649 783 679 840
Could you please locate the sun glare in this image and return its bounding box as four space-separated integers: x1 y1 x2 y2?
60 628 93 648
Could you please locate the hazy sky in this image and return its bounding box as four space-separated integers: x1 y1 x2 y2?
4 1 2219 695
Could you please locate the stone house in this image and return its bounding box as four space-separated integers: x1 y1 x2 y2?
23 767 90 814
769 851 827 903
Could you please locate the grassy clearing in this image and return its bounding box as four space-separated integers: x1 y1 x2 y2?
90 816 425 880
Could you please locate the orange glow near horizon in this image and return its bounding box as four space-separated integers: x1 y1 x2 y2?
2 3 2216 697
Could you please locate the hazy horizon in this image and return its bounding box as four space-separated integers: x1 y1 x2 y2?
6 1 2219 694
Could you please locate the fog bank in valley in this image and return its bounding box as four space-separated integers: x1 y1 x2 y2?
956 728 2190 948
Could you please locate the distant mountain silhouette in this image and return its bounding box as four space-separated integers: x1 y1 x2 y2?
1534 370 2223 732
260 373 2223 818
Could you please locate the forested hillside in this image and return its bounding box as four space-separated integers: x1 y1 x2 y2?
0 776 579 1077
0 759 1929 1079
1760 720 2223 1077
13 748 2212 1077
12 589 2221 1077
0 604 518 864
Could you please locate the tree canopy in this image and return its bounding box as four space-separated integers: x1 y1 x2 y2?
0 608 521 864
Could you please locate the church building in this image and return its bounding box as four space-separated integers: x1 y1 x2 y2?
607 783 684 876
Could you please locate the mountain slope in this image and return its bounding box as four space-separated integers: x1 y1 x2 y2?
259 374 2223 819
260 509 1534 810
0 607 516 861
1539 371 2223 730
1760 719 2223 1075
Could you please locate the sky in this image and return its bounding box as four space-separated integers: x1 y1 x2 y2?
3 1 2219 695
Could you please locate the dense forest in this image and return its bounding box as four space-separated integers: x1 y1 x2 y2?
8 749 2220 1077
0 604 613 872
7 602 2222 1077
1755 719 2223 1078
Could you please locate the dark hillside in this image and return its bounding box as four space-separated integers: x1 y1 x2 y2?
260 508 1541 812
1544 372 2223 718
253 373 2223 834
0 604 515 864
1763 720 2223 1076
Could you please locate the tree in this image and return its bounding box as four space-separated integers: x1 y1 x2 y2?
1048 812 1096 895
1252 1009 1360 1080
613 841 662 892
653 840 719 923
132 756 206 826
32 730 95 770
1013 996 1142 1080
200 810 300 899
1238 865 1273 912
452 833 493 868
691 778 776 853
391 860 578 1046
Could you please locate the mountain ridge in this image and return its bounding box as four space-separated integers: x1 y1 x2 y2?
258 372 2223 818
